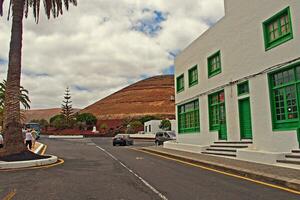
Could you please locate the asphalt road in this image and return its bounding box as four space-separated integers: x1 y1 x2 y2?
0 137 299 200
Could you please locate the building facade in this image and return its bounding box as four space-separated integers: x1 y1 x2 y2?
172 0 300 164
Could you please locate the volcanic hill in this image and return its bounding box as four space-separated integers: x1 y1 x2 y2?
81 75 175 131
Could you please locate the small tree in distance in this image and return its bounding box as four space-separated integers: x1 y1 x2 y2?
159 119 171 131
61 87 73 127
100 123 108 133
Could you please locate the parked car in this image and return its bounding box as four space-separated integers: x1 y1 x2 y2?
113 134 134 146
155 131 176 145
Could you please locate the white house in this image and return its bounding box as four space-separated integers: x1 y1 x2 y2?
168 0 300 165
144 120 176 134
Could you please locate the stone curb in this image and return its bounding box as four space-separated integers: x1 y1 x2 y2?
34 143 45 155
0 155 58 169
48 135 84 139
141 147 300 191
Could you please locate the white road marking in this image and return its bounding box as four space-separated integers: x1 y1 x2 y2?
95 145 168 200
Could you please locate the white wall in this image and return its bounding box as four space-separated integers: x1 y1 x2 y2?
144 120 176 134
175 0 300 152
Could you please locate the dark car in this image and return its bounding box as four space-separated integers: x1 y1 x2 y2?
113 134 134 146
155 131 176 145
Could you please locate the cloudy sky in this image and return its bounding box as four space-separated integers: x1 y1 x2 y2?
0 0 224 109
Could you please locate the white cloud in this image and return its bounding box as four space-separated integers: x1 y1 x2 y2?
0 0 224 109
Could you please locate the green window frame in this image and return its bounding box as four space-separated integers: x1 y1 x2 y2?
208 90 225 131
263 7 293 51
176 74 184 93
178 99 200 134
188 65 198 87
269 62 300 130
208 51 221 78
237 81 249 96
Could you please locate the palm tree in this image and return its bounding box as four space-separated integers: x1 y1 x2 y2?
0 0 77 156
0 80 30 127
0 80 31 110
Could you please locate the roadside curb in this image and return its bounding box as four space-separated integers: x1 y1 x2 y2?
34 143 45 155
0 155 58 169
141 147 300 191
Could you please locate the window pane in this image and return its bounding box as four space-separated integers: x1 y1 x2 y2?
285 86 298 119
178 100 200 133
274 88 286 121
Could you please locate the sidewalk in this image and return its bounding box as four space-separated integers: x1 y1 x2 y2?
141 146 300 191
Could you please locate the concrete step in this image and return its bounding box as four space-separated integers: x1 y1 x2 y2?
206 148 237 153
214 141 253 144
277 159 300 165
210 144 249 148
292 150 300 153
202 151 236 157
286 154 300 159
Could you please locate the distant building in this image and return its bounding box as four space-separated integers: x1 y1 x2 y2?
144 120 176 134
171 0 300 164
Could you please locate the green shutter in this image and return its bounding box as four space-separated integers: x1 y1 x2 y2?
176 74 184 93
269 62 300 130
208 90 227 140
178 99 200 134
263 7 293 51
188 65 198 87
208 51 222 78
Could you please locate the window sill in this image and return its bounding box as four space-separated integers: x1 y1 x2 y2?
189 81 198 88
265 33 293 51
208 69 221 78
177 89 184 93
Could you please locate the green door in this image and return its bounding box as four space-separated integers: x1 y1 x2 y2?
219 104 227 140
239 98 253 139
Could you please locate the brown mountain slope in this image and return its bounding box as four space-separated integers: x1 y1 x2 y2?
24 108 80 123
81 75 175 120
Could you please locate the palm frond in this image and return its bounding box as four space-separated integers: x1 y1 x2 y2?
31 0 77 23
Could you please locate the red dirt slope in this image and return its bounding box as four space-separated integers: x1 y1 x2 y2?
81 75 175 120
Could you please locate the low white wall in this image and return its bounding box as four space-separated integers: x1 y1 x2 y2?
237 149 286 164
164 141 208 154
130 134 155 139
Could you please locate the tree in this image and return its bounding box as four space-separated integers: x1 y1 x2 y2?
139 115 160 124
50 114 64 125
100 123 108 132
159 119 171 131
0 0 77 156
127 120 143 134
61 87 73 127
0 80 31 110
76 113 97 130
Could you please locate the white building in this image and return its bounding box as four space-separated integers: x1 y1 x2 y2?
169 0 300 165
144 120 176 134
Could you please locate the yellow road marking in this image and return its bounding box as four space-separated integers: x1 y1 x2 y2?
2 189 16 200
41 145 48 155
0 159 64 172
134 148 300 195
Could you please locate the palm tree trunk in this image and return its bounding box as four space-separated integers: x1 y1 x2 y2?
0 0 26 156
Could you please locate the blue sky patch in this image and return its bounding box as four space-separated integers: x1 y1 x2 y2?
73 85 90 92
22 70 50 77
132 9 168 37
0 58 7 65
168 49 181 60
163 65 174 75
